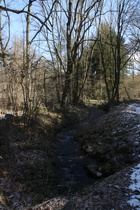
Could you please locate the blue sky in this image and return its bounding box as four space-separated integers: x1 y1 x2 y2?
1 0 43 52
1 1 25 39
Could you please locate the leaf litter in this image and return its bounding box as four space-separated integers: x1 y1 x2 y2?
1 103 140 209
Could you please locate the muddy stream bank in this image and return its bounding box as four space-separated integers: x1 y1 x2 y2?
54 106 105 195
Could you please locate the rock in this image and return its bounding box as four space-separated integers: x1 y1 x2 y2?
96 171 102 178
85 146 93 153
62 201 76 210
5 114 14 122
102 163 113 176
100 102 110 112
86 164 103 178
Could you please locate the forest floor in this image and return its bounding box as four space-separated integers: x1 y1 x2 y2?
0 102 140 209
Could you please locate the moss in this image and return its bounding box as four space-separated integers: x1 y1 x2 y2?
102 163 113 176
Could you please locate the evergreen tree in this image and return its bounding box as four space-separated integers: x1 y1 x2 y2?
88 22 128 102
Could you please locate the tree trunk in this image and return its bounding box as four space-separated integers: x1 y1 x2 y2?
22 0 32 122
61 0 72 108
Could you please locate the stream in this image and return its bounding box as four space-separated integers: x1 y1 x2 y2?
54 106 105 195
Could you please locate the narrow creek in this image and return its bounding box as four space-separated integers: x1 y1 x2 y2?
54 106 105 195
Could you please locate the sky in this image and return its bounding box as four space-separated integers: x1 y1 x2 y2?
1 1 25 41
1 1 42 36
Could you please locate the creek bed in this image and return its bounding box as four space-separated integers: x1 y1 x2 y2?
54 106 105 195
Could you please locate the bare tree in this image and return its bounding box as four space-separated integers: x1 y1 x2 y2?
96 0 139 103
39 0 103 107
0 0 58 118
0 0 11 68
113 0 140 102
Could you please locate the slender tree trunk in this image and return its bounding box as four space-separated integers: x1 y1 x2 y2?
23 0 32 121
72 63 79 104
61 0 73 108
114 1 122 103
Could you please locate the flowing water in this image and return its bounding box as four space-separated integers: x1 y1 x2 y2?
54 106 105 194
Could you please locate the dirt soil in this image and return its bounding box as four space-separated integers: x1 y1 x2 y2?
0 102 140 209
0 119 57 209
31 102 140 210
0 104 97 209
